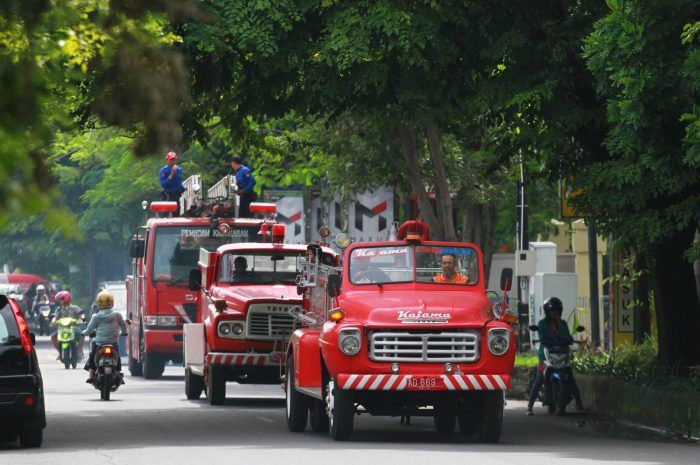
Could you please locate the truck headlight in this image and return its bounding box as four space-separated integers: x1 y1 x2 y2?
218 321 244 338
487 328 510 356
338 327 361 356
158 316 177 326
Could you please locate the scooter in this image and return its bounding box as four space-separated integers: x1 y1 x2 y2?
35 303 55 336
91 343 124 401
56 317 80 369
529 325 585 416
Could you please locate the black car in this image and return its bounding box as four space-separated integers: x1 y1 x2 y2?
0 294 46 447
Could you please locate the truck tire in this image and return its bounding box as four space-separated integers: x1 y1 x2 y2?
477 391 504 443
327 380 354 441
185 367 204 400
18 429 42 448
207 365 226 406
285 358 308 432
309 399 329 433
143 353 165 380
433 412 457 434
128 338 142 377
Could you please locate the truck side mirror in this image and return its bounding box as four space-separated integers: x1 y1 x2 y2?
327 274 341 298
130 238 145 258
188 269 202 291
500 268 513 292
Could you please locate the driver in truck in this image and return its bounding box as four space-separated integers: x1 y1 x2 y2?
433 254 468 284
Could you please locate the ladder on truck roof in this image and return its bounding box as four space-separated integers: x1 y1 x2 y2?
179 174 239 217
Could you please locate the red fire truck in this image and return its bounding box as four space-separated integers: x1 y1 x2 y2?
126 175 270 379
285 222 515 442
182 229 338 405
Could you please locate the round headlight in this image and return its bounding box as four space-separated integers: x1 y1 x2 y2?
341 336 360 355
335 232 352 249
219 323 232 335
489 335 509 355
232 323 244 335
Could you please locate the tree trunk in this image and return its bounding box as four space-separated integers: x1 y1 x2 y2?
652 226 700 370
461 203 497 286
396 124 444 239
634 253 651 343
424 121 457 241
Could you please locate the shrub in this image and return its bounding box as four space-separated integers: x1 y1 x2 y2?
573 337 700 393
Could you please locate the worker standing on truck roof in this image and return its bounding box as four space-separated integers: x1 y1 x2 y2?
159 151 184 202
230 155 257 218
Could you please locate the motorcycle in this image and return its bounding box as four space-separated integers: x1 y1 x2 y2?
91 343 124 401
530 324 585 416
56 317 80 369
35 303 55 336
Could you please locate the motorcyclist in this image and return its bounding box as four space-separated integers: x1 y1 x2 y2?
82 290 127 384
51 291 85 359
527 297 584 415
30 285 50 319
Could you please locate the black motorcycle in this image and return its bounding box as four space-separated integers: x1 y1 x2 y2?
34 303 55 336
91 344 124 401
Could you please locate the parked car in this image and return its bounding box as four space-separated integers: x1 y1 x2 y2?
0 294 46 448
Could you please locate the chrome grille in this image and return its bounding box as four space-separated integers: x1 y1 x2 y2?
369 331 480 362
246 303 297 340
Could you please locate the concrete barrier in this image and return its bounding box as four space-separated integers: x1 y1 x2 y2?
577 374 700 437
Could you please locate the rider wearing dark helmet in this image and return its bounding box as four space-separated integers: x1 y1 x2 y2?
526 297 584 415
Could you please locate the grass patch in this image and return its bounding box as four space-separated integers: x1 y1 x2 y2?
515 353 539 367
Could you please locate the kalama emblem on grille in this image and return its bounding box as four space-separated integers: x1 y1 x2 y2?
397 310 452 324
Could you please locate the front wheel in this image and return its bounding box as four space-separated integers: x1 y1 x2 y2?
477 391 504 443
185 367 204 400
285 358 308 432
327 380 354 441
143 352 165 380
207 365 226 406
553 378 567 416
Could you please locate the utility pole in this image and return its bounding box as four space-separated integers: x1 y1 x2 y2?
588 221 600 348
515 156 529 350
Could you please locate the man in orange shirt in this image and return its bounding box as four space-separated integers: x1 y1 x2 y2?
433 254 468 284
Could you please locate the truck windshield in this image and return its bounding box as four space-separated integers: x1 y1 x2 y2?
219 251 305 285
349 246 413 285
415 245 479 285
152 225 259 284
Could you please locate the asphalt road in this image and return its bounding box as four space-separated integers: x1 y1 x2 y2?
1 337 697 464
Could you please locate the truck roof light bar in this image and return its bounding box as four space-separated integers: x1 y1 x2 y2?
149 201 179 212
249 202 277 214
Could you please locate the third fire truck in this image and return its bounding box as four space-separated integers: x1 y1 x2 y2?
285 222 515 441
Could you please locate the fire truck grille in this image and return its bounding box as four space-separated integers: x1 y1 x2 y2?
246 304 297 340
369 331 480 362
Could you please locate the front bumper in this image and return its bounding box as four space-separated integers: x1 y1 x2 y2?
144 328 182 354
337 373 510 391
207 351 284 367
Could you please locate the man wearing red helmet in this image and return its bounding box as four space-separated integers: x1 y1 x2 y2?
159 151 184 202
51 291 85 358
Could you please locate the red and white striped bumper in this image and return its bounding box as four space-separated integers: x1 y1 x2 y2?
207 352 284 367
337 374 510 391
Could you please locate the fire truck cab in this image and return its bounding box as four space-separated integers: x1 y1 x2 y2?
285 222 515 442
183 235 338 405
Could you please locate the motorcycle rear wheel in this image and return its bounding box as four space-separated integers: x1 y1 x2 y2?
101 374 112 401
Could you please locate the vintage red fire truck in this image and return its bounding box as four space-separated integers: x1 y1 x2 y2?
182 228 338 405
285 222 515 442
126 175 269 379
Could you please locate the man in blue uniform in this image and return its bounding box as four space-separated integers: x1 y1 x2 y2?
230 155 257 218
159 151 184 202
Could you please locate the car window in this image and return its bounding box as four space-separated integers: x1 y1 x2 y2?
0 300 20 345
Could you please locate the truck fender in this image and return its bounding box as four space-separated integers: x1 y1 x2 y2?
292 331 323 389
183 323 205 369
